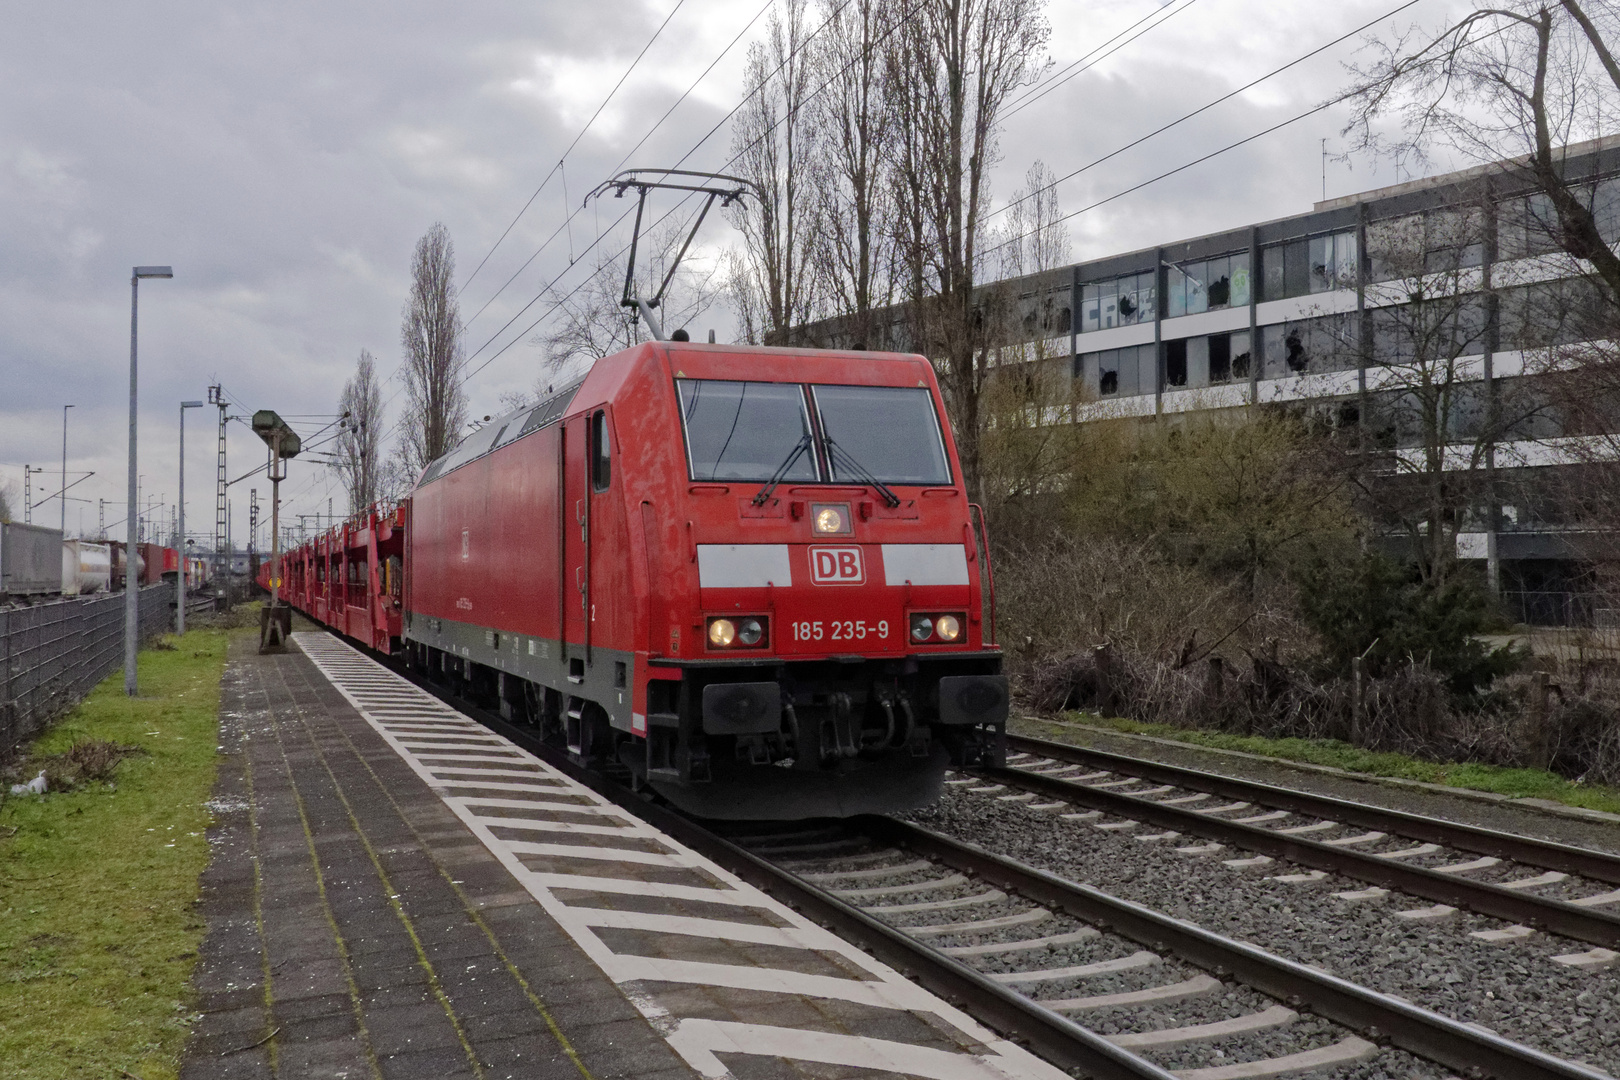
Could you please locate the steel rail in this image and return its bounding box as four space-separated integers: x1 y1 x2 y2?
360 644 1177 1080
460 711 1179 1080
866 816 1611 1080
978 758 1620 950
1008 732 1620 884
354 639 1609 1080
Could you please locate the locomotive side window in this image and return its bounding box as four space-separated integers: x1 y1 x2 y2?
591 410 611 491
811 385 952 485
677 380 818 482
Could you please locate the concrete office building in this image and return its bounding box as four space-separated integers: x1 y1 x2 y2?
824 137 1620 624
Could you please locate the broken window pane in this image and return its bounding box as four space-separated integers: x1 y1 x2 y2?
1165 339 1188 386
1309 234 1335 292
1208 334 1231 383
1334 232 1359 288
1205 256 1232 309
1118 272 1151 323
1262 322 1312 375
1098 350 1119 395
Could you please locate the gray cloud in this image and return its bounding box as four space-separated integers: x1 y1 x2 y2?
0 0 1470 541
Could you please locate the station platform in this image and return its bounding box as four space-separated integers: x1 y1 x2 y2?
181 632 1062 1080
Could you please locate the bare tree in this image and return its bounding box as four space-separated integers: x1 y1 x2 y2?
887 0 1050 501
980 161 1076 519
534 221 721 380
0 479 15 523
999 160 1070 282
398 223 469 478
1342 1 1620 310
810 0 898 348
333 349 383 513
1348 203 1544 585
729 0 825 344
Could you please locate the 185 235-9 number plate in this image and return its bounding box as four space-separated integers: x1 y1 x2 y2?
791 619 889 642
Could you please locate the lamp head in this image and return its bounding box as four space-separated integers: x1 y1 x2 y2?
182 400 205 409
133 266 174 279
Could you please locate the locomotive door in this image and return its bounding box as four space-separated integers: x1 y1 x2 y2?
561 413 592 671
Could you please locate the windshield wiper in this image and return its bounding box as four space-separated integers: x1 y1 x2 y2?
752 434 812 506
823 437 901 508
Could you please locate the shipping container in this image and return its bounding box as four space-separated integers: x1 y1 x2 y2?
1 522 64 599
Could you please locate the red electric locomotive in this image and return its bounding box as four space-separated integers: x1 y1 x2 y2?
272 340 1008 819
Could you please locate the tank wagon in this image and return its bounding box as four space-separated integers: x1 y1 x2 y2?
61 539 112 596
265 341 1008 819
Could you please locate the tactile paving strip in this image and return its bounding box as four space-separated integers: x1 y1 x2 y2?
294 633 1067 1080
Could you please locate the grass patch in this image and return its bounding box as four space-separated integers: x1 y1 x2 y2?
0 628 240 1080
1014 713 1620 817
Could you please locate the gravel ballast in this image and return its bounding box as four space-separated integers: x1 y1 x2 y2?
904 785 1620 1075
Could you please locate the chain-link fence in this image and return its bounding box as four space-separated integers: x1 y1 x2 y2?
0 584 173 758
1502 590 1598 628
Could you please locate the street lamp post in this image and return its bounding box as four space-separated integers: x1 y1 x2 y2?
178 400 205 634
60 404 74 537
125 265 173 697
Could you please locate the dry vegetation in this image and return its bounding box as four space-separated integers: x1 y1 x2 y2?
986 405 1620 789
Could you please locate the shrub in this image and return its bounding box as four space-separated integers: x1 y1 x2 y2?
1297 551 1523 692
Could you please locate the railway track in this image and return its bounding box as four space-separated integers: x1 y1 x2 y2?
457 722 1611 1078
502 758 1612 1079
715 817 1612 1080
313 633 1613 1079
962 735 1620 959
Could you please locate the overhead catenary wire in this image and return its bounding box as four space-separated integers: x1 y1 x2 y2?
986 0 1437 257
460 0 848 337
989 0 1429 228
366 0 798 456
453 0 936 391
457 0 692 299
1000 0 1202 122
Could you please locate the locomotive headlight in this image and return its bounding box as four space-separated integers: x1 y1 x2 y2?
910 614 934 642
811 503 850 535
737 617 764 646
708 618 737 647
934 614 962 641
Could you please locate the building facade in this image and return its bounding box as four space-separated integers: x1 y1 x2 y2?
834 138 1620 625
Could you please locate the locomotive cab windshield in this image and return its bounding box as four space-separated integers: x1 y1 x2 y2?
677 379 951 486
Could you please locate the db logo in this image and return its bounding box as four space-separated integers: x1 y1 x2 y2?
809 546 864 585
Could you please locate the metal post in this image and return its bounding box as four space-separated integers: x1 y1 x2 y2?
125 276 140 694
125 265 171 695
178 400 204 634
60 404 73 537
23 465 32 524
270 436 282 609
211 385 227 593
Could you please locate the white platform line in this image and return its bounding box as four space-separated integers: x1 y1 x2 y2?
293 632 1068 1080
665 1019 1058 1080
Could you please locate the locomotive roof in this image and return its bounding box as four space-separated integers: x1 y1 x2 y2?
415 341 936 487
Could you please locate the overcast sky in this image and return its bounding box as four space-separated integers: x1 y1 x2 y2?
0 0 1475 546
